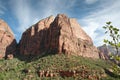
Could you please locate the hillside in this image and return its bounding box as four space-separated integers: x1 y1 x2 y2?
0 54 120 80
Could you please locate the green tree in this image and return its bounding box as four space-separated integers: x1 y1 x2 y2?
103 21 120 75
103 21 120 55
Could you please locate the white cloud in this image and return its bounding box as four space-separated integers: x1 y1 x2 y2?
79 0 120 46
85 0 97 4
0 1 6 16
81 20 99 40
9 0 33 32
9 0 76 32
9 0 120 47
8 0 76 42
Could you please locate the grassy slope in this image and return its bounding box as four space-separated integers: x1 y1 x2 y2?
0 54 119 80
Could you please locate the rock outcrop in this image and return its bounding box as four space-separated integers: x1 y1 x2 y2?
19 14 99 58
0 19 17 59
98 44 110 60
98 44 120 60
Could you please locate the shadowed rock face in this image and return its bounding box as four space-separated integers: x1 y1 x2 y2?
19 14 99 58
98 45 110 60
0 19 17 59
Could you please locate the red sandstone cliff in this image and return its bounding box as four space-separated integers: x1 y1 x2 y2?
19 14 99 58
0 19 17 59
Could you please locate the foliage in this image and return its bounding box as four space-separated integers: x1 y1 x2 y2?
103 21 120 54
103 21 120 75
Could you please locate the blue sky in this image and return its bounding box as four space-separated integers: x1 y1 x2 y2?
0 0 120 46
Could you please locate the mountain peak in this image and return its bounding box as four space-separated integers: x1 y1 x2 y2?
19 14 99 58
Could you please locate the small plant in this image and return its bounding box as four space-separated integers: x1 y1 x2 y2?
103 21 120 75
103 21 120 55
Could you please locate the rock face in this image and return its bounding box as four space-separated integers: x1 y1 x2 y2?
0 19 17 59
98 44 120 60
19 14 99 58
98 44 110 60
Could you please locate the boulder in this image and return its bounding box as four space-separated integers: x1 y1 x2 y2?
19 14 99 58
7 54 14 60
0 19 17 59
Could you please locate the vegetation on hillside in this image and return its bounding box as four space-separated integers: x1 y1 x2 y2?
0 54 120 80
